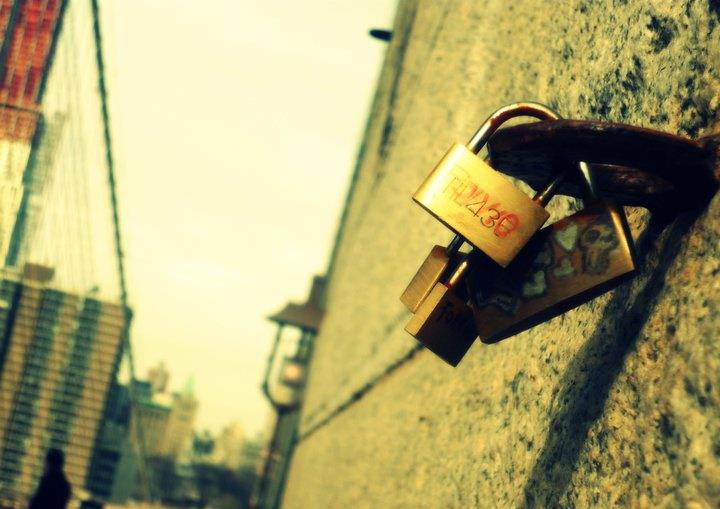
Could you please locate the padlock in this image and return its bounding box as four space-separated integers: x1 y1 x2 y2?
401 170 565 313
467 162 637 343
413 102 561 267
400 236 463 312
404 256 476 366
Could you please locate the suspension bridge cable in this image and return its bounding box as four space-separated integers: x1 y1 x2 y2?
89 0 156 501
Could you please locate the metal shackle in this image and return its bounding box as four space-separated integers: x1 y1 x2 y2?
440 104 564 261
467 102 562 154
578 161 600 201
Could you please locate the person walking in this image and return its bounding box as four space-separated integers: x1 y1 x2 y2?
28 448 71 509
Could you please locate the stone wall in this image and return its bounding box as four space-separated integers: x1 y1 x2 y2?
282 1 720 507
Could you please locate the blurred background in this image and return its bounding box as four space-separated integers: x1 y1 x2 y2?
0 1 717 508
0 0 396 507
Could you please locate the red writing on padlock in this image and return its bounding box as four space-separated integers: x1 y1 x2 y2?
442 168 521 238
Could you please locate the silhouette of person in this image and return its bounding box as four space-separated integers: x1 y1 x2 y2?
28 448 71 509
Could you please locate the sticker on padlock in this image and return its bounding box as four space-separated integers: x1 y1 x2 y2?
467 162 637 343
404 257 476 366
413 102 561 267
401 171 565 313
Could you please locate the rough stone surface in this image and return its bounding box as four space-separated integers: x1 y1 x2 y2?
283 1 720 507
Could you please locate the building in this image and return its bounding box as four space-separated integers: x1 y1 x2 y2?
85 370 200 482
0 265 126 508
3 0 123 298
122 374 198 464
147 362 170 394
85 383 136 504
159 378 199 461
0 0 62 266
0 0 130 506
191 430 215 462
278 2 720 508
209 422 244 470
130 380 172 459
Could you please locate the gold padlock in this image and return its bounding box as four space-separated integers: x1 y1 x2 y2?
404 256 476 366
400 236 463 312
401 171 565 313
468 162 638 343
413 102 561 267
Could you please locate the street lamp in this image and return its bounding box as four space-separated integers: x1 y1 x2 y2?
262 276 324 410
279 356 305 388
254 276 325 509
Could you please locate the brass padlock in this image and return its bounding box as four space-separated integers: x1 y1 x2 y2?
401 171 565 313
400 236 463 312
468 162 637 343
413 102 561 267
404 256 476 366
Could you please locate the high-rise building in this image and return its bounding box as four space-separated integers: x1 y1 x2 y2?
0 265 126 508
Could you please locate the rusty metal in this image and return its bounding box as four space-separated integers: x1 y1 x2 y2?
487 120 720 210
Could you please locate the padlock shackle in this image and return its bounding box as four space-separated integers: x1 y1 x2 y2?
467 102 561 154
528 163 599 209
446 235 464 255
446 258 469 289
532 170 567 207
445 107 563 258
435 103 562 267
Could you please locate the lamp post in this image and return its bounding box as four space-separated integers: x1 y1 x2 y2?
254 276 324 509
261 278 323 410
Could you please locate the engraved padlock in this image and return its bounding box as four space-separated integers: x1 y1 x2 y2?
404 256 476 366
413 102 561 267
468 162 638 343
401 171 565 313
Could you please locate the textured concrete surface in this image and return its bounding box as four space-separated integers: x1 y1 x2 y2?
283 0 720 507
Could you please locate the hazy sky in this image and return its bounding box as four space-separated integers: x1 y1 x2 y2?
100 0 397 435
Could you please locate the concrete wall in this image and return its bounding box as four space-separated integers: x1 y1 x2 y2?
282 1 720 507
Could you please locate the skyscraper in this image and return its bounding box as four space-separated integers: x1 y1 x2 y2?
0 265 126 508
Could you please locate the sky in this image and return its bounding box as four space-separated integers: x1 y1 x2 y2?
100 0 397 435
